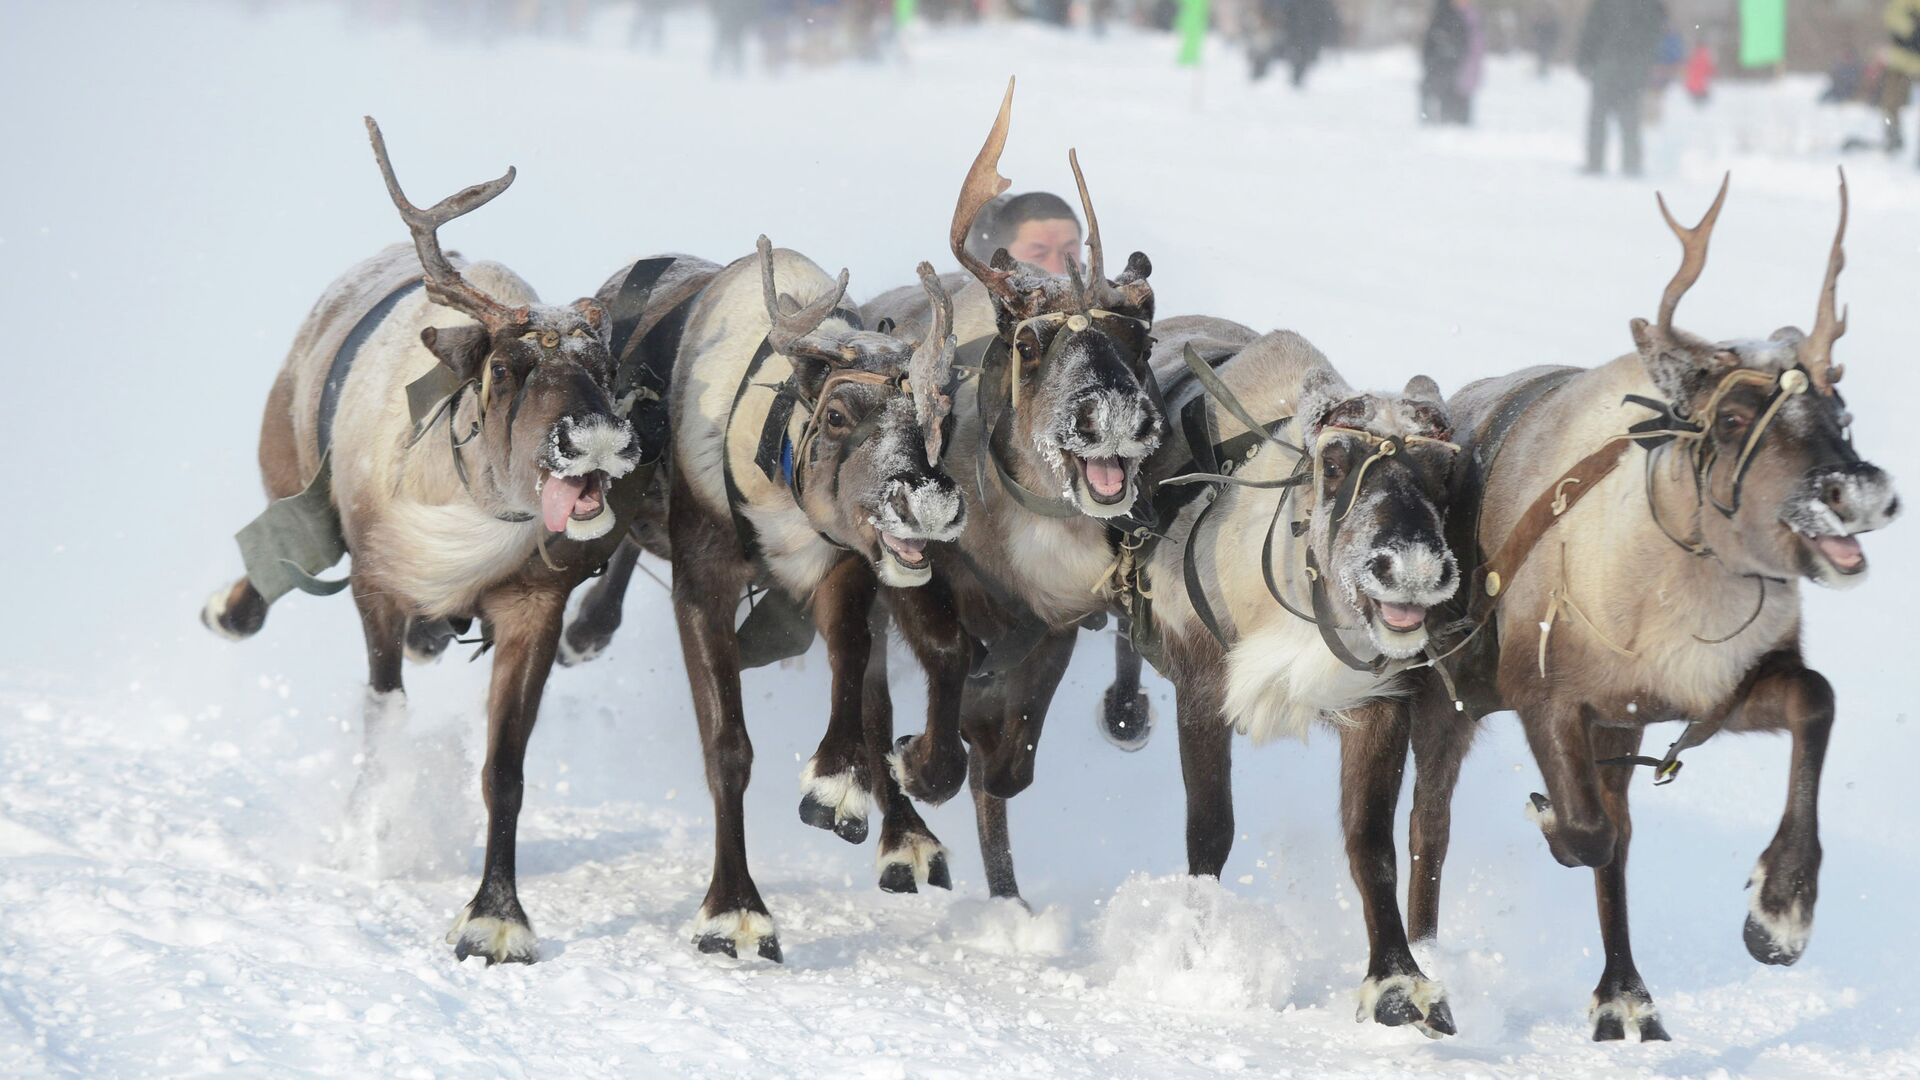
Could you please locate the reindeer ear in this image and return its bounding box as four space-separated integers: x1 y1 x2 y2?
875 316 897 337
1631 316 1734 409
989 248 1018 272
1402 375 1443 403
1298 365 1352 435
573 298 609 335
421 324 490 380
1117 251 1152 283
789 353 834 404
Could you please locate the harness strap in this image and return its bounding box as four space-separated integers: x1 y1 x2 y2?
722 338 779 563
320 280 423 457
1469 437 1633 620
1306 548 1391 674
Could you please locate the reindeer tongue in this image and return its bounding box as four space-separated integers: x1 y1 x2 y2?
541 474 589 534
1815 534 1863 570
1083 456 1126 499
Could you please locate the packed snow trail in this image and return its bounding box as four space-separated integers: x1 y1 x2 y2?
2 3 1917 1076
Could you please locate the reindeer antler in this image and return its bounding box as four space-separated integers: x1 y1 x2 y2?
757 235 852 360
364 117 527 333
951 78 1019 301
1652 172 1731 339
1804 167 1849 395
1067 148 1104 286
910 262 959 465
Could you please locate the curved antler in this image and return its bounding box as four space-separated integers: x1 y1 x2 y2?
364 116 526 332
757 235 851 359
1067 147 1103 286
1804 167 1849 395
1652 172 1730 339
950 78 1018 301
910 261 958 464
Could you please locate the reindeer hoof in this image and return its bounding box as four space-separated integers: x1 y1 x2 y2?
878 862 918 894
889 734 966 806
877 834 950 894
447 906 538 966
1098 685 1154 751
1356 973 1455 1037
557 621 613 667
1589 987 1668 1042
1743 864 1812 965
797 761 870 844
693 909 781 963
200 584 266 641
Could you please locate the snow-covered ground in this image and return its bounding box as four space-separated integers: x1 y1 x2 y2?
4 2 1918 1075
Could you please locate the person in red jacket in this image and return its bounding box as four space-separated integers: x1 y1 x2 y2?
1684 37 1716 103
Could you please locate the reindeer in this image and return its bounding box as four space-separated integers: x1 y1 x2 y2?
855 80 1167 901
650 237 965 961
201 120 644 964
1409 173 1898 1040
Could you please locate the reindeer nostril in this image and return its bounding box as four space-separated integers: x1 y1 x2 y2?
555 426 580 459
1075 399 1102 439
1887 496 1902 519
1135 414 1157 443
1369 554 1395 585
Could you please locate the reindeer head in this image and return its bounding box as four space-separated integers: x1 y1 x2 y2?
951 80 1163 518
1628 172 1898 588
757 238 966 587
367 118 639 541
1297 370 1460 659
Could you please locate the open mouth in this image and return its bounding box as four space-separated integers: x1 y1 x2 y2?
1803 532 1866 575
1371 600 1428 633
539 469 608 534
1071 454 1132 506
878 531 929 569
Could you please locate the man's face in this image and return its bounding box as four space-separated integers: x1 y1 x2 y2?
1006 218 1083 277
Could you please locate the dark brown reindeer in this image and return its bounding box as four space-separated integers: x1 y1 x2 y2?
202 119 643 964
856 80 1167 900
1413 173 1899 1040
649 237 965 960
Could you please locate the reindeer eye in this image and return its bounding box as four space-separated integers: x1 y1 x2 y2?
1016 340 1037 364
825 408 848 429
1717 410 1750 435
490 362 509 383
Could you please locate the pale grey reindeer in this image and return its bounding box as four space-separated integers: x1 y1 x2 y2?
629 237 966 961
1416 173 1899 1040
203 119 643 965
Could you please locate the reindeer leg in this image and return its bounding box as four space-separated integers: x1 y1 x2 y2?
204 369 299 641
1585 725 1669 1041
797 557 877 845
444 584 567 965
1407 684 1474 944
344 577 409 833
1517 700 1618 870
1724 650 1832 967
1344 699 1455 1037
558 535 642 666
1098 625 1154 751
886 576 971 805
862 602 950 894
958 677 1022 902
1172 664 1233 878
669 502 776 962
979 628 1076 799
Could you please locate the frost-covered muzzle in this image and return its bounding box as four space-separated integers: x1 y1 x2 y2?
1332 492 1459 659
1780 461 1899 588
537 412 640 541
869 472 966 587
1019 313 1162 519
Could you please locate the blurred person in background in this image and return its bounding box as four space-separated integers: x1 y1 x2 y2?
965 191 1083 276
1683 35 1715 105
1529 7 1564 79
1882 0 1920 158
1822 43 1867 104
1420 0 1480 125
1578 0 1666 176
1247 0 1340 88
